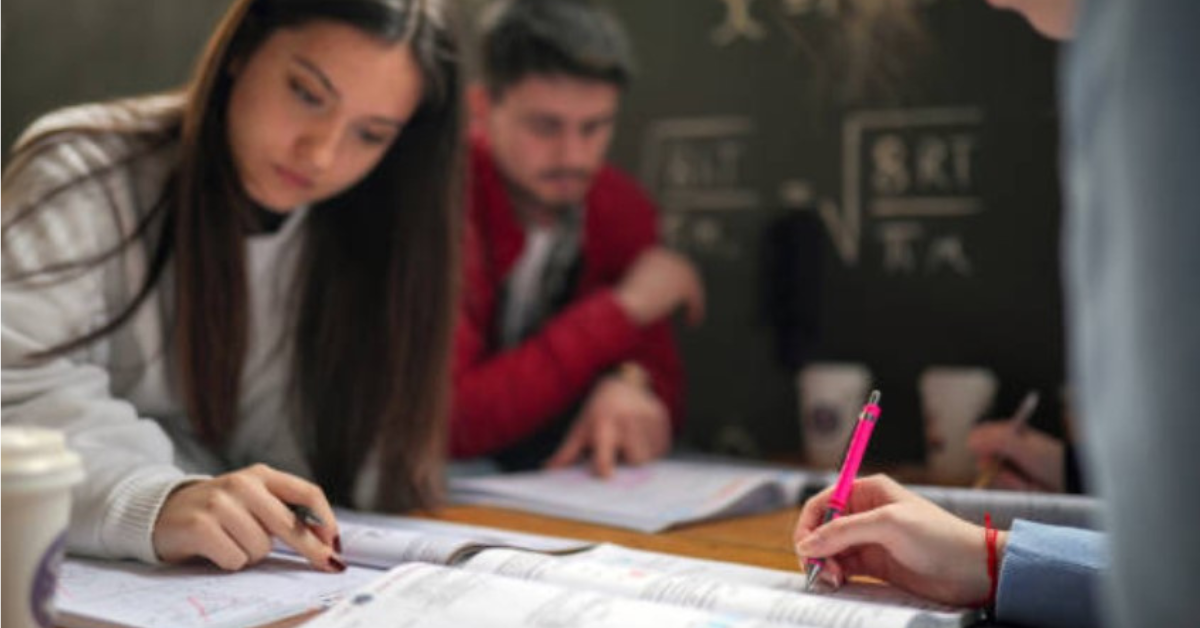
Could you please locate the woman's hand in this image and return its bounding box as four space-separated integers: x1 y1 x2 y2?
153 464 343 572
793 475 1006 607
968 421 1065 492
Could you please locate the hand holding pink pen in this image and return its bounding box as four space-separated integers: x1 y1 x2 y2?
803 389 882 591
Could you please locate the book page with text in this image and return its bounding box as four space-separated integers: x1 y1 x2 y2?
304 561 791 628
335 522 477 568
57 555 376 628
277 512 594 569
462 548 970 628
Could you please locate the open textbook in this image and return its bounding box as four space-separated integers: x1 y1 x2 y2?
57 512 976 628
303 540 974 628
450 458 1101 532
450 459 818 532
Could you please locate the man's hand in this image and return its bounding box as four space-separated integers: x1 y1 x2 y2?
544 375 672 477
614 247 705 327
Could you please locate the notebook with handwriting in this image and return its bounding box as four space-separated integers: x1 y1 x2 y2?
55 513 590 628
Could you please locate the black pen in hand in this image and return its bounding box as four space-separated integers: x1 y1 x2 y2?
287 503 326 528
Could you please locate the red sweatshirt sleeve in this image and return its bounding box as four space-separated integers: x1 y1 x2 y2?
450 296 643 458
588 170 686 433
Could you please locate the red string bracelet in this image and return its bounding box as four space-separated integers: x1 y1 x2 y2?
972 512 1000 609
984 512 999 607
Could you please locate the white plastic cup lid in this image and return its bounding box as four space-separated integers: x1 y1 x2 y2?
1 426 84 492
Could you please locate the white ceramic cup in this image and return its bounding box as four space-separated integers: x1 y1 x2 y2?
2 427 84 628
798 363 872 470
919 366 999 485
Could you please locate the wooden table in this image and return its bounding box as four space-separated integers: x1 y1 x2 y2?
422 504 805 572
419 461 944 573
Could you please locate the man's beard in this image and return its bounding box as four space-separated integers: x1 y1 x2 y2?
507 168 592 216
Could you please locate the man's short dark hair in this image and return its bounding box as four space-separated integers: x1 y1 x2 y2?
479 0 635 97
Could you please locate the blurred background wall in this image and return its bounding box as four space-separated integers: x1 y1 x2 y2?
3 0 1066 466
3 1 228 151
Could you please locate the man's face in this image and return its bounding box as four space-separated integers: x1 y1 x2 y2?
483 75 620 210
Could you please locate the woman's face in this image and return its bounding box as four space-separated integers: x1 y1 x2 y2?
226 20 425 212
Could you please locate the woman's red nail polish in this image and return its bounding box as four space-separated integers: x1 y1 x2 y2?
334 535 343 554
328 556 346 572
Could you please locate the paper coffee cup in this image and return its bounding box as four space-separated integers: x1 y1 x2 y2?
2 427 85 628
798 363 872 470
919 366 998 485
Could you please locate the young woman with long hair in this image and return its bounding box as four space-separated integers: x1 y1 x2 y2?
2 0 462 573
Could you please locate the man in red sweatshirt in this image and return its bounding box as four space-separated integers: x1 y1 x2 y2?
452 0 705 476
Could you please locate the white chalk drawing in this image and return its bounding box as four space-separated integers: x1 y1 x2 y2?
662 213 743 261
877 221 924 274
827 107 983 272
867 132 978 201
871 198 982 219
926 234 973 275
643 109 982 273
876 223 972 276
641 116 759 212
712 0 767 46
778 179 815 208
818 196 860 268
662 213 686 247
871 134 911 196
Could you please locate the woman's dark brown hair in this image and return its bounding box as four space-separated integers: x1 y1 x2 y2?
1 0 463 510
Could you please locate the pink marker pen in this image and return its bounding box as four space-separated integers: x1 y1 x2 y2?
803 389 882 591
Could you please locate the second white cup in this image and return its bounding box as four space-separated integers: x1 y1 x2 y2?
919 366 999 485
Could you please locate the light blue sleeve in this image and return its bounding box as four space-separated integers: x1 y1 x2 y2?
1062 0 1200 626
994 520 1107 628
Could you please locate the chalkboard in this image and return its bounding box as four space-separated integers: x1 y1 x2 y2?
2 0 229 155
603 0 1066 463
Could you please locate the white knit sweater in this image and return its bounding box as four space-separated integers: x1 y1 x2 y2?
1 96 345 563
